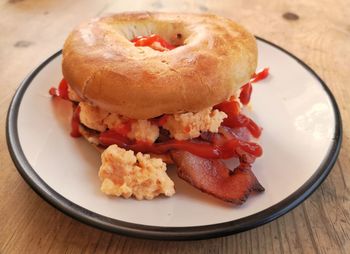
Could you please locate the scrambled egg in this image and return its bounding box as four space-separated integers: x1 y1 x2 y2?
79 102 159 143
128 120 159 143
99 145 175 200
103 113 124 129
163 107 227 140
79 102 109 132
79 102 227 144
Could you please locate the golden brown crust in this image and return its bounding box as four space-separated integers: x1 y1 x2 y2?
62 12 257 119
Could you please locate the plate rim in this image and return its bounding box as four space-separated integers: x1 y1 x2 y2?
6 37 343 240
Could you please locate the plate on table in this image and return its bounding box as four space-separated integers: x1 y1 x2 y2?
6 38 342 240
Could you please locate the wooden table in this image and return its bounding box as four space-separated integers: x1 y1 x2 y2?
1 0 349 253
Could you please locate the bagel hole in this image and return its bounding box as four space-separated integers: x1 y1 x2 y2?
116 22 188 48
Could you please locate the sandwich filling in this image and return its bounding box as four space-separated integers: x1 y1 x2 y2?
50 67 268 201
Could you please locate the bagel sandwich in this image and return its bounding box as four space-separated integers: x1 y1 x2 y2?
50 12 269 204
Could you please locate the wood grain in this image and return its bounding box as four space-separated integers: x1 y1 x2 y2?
0 0 349 253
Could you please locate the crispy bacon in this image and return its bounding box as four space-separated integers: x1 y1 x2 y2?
170 150 264 204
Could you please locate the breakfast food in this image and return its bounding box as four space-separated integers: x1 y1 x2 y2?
62 12 257 119
99 145 175 200
50 12 269 204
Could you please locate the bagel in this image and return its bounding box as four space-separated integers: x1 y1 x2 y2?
50 12 268 203
62 12 257 119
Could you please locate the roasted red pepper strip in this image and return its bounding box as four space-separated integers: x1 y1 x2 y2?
49 79 69 100
58 79 69 99
239 82 252 105
251 67 269 83
131 34 175 51
238 68 269 105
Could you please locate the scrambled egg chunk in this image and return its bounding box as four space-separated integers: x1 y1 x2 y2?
79 102 109 132
103 113 124 129
163 107 227 140
104 114 159 143
128 120 159 143
99 145 175 200
79 103 226 143
79 102 159 143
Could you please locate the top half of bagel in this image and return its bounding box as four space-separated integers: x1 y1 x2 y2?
62 12 257 119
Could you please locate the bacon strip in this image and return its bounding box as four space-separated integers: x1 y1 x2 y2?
170 150 264 204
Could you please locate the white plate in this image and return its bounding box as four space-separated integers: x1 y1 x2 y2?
7 38 342 240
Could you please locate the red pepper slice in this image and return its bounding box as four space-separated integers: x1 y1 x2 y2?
49 78 69 100
239 82 252 105
251 68 269 83
131 34 175 51
238 68 269 105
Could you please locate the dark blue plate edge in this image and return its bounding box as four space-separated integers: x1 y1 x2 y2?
6 37 342 241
